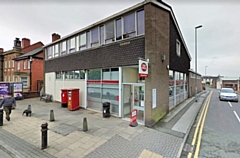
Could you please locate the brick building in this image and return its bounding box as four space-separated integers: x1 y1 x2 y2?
44 0 195 127
1 38 44 92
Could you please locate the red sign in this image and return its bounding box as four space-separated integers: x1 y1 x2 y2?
141 63 147 72
129 109 138 127
139 60 148 78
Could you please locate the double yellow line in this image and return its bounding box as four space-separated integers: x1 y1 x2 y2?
187 91 212 158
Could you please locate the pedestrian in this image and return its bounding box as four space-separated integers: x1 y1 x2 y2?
0 92 16 121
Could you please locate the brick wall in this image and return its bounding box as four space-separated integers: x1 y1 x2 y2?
144 3 170 127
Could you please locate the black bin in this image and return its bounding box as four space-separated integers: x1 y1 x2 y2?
0 109 3 126
102 102 110 118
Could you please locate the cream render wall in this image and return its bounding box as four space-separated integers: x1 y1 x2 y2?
45 73 86 107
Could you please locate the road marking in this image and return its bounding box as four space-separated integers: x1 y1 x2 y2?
233 111 240 123
228 101 232 107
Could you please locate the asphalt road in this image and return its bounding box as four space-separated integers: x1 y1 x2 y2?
181 89 240 158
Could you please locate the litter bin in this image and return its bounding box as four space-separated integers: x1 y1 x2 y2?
102 102 110 118
0 109 3 126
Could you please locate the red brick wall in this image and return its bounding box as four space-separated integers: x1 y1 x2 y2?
32 52 44 91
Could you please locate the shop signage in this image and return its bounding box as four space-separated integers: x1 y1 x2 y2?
138 60 148 78
129 109 138 127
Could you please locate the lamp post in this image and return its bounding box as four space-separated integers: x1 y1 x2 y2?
195 25 203 102
205 66 208 84
29 56 33 91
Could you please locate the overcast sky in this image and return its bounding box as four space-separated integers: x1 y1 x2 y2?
0 0 239 78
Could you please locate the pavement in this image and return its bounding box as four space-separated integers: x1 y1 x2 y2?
0 91 209 158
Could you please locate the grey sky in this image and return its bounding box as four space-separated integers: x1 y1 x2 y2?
0 0 239 78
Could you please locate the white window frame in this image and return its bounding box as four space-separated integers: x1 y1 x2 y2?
17 61 20 70
176 39 181 57
24 60 26 69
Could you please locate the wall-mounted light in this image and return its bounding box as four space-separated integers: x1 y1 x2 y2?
161 55 166 62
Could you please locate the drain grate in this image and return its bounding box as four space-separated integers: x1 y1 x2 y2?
50 124 78 136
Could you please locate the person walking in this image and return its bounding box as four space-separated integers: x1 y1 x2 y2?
0 92 16 121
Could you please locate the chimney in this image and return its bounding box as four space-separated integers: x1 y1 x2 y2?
52 33 61 42
22 38 31 48
0 48 3 53
14 38 21 48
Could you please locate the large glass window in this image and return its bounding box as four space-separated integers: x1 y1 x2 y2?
100 25 104 45
137 10 145 35
61 41 66 55
176 40 181 56
86 31 90 48
105 21 115 44
91 27 99 47
21 77 28 87
123 13 135 38
102 68 119 80
56 72 62 79
47 46 52 59
80 33 86 50
88 69 101 80
69 37 75 53
116 19 122 40
54 44 59 57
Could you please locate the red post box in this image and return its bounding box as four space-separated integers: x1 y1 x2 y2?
68 88 80 111
61 89 68 108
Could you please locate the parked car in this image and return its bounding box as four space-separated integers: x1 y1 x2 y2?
219 88 238 102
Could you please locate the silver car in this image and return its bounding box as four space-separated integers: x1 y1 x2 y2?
219 88 238 102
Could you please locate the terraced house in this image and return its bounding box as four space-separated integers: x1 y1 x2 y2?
44 0 196 127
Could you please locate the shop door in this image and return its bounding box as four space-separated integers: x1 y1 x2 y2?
133 85 145 123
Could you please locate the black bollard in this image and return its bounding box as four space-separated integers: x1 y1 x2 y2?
50 110 55 122
41 122 48 150
0 109 3 126
83 117 88 132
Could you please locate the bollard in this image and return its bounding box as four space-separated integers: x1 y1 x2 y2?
50 110 55 122
0 109 3 126
41 122 48 150
83 117 88 132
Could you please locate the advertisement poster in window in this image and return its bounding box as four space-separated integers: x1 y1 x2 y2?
13 83 23 99
0 83 10 99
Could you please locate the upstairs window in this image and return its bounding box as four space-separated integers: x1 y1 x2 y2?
86 31 90 48
69 37 75 53
100 25 104 45
80 33 86 50
123 13 135 38
28 60 30 69
105 21 115 44
47 46 52 59
116 19 122 40
24 60 26 69
61 41 66 55
176 40 181 56
17 62 20 70
91 27 99 47
137 10 145 35
12 60 14 68
54 44 59 57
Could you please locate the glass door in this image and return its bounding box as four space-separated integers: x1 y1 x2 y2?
133 85 144 122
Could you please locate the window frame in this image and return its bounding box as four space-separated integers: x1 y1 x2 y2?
176 39 181 57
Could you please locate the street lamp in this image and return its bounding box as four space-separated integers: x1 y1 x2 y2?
195 25 203 102
205 66 208 84
29 56 33 91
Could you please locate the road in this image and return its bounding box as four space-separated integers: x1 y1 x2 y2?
182 89 240 158
198 89 240 157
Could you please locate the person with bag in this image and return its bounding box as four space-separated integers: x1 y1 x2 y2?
0 92 16 121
